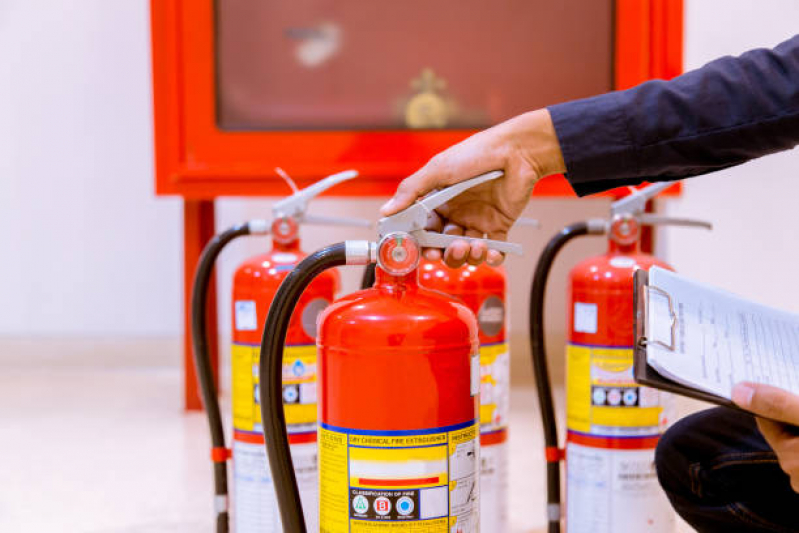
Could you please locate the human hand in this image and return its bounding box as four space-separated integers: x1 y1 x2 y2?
380 109 565 268
732 382 799 493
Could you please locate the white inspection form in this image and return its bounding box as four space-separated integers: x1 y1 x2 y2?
645 266 799 399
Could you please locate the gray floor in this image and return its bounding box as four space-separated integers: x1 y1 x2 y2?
0 339 696 532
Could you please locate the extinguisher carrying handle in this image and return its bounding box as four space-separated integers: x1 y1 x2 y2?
272 169 361 221
637 213 713 230
529 221 605 533
378 170 524 257
259 241 374 533
191 220 269 533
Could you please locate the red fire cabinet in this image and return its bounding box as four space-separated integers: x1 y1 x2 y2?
150 0 684 409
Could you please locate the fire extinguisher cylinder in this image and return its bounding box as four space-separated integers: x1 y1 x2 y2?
189 169 365 533
528 181 710 533
259 171 523 533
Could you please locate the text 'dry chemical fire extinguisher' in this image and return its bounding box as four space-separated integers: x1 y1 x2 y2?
415 217 537 533
190 169 369 533
258 171 523 533
529 182 711 533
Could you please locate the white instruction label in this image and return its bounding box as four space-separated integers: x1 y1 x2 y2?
565 442 674 533
233 439 318 533
574 302 598 334
234 300 258 331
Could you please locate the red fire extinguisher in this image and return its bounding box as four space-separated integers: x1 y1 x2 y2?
190 170 368 533
529 182 711 533
417 259 509 531
257 171 523 533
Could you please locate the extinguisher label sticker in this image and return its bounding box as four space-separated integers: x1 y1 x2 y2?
566 344 674 437
470 351 480 397
478 342 509 435
233 439 319 533
573 302 599 334
319 421 479 532
234 300 258 331
565 442 675 533
232 343 318 434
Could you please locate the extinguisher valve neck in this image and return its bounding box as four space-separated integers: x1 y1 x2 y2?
247 219 271 235
345 240 377 265
586 218 608 234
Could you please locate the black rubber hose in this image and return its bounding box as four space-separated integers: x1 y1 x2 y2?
259 243 348 533
191 223 251 533
529 222 591 533
360 262 377 289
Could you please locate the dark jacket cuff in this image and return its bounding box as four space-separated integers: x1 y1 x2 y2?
548 92 639 196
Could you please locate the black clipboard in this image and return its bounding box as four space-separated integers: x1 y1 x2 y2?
633 269 745 412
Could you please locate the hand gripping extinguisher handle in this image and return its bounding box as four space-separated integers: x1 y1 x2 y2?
191 222 267 533
259 242 366 533
529 222 605 533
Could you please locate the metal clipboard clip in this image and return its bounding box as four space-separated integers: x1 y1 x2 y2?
640 284 678 352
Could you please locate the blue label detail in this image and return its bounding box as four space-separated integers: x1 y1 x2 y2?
320 419 476 436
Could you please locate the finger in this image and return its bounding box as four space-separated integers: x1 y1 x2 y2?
464 229 487 266
425 210 444 233
443 223 464 236
381 161 444 216
756 417 790 451
485 230 508 267
424 248 442 262
444 239 470 268
486 249 505 266
733 382 799 426
756 418 799 489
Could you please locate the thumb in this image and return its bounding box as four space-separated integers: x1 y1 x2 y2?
732 382 799 426
380 167 440 216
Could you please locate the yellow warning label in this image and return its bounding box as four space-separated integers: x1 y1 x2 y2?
319 421 479 533
231 343 317 432
478 342 509 433
350 518 448 532
566 344 662 435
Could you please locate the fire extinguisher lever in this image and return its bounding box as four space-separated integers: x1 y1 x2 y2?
377 170 524 257
606 181 712 239
301 213 372 228
637 213 713 230
271 169 369 225
611 181 675 218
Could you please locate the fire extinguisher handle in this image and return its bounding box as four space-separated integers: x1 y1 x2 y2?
515 217 541 228
611 180 677 217
272 169 360 221
302 213 372 228
378 170 524 256
415 229 524 256
637 213 713 230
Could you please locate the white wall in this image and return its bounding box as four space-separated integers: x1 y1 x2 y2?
658 0 799 312
0 0 182 336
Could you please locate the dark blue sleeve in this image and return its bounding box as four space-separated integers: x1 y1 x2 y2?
548 35 799 196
